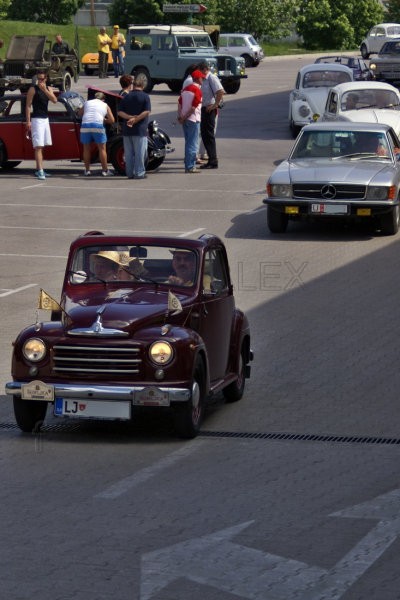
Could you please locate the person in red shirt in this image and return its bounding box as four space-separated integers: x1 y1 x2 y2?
177 69 205 173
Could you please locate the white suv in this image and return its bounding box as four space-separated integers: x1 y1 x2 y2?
218 33 264 67
360 22 400 58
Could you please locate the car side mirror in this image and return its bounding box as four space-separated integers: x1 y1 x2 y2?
70 270 87 284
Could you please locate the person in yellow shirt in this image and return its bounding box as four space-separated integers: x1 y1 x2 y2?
111 25 126 78
97 27 112 79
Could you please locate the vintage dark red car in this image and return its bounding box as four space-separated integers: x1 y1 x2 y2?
0 88 173 174
5 232 252 438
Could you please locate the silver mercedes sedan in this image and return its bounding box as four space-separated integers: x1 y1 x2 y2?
264 122 400 235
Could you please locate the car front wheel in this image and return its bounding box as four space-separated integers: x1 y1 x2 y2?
13 397 47 433
380 205 400 236
360 44 369 59
60 72 72 91
223 343 246 403
133 68 153 93
173 359 205 439
267 205 289 233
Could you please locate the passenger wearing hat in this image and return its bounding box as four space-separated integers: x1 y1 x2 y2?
97 27 112 79
111 25 126 78
90 251 121 281
166 249 196 286
80 92 115 176
177 69 205 173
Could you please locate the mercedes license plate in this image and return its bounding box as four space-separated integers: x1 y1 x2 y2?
54 398 131 419
311 203 348 215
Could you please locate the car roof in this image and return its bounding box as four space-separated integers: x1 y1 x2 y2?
315 55 356 62
301 122 393 133
328 81 400 94
299 63 353 75
69 234 223 253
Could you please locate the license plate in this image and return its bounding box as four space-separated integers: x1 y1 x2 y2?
54 398 131 419
311 203 348 215
134 387 170 407
22 380 54 401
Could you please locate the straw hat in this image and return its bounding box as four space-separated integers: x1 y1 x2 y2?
90 250 121 267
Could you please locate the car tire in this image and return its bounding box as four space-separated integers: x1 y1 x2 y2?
109 139 126 175
241 54 253 68
84 66 92 75
223 343 246 403
133 68 153 93
380 205 400 235
223 80 241 94
360 44 369 59
290 119 301 138
13 397 47 433
0 140 21 170
167 81 182 93
173 358 205 439
267 205 289 233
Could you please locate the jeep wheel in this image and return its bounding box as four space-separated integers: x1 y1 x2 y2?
133 68 153 93
13 397 47 433
173 358 205 439
109 139 126 175
267 205 289 233
60 72 72 92
223 80 241 94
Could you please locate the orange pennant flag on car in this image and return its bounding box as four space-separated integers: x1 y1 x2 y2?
37 289 61 311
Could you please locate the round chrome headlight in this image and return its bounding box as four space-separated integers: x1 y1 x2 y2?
22 338 46 362
149 341 173 365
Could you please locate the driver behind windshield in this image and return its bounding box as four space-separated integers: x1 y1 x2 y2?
90 250 121 281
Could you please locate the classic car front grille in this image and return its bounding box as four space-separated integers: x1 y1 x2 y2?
293 183 366 200
377 63 400 78
3 63 25 77
52 344 142 376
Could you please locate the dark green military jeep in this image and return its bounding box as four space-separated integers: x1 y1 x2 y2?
0 35 80 96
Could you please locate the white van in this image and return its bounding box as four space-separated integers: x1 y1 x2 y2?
218 33 264 67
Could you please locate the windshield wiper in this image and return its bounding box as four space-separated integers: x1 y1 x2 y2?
333 152 389 160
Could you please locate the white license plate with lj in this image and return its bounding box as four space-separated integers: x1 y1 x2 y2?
54 398 131 419
311 203 348 215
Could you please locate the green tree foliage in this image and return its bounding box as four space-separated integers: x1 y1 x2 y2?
0 0 11 18
386 0 400 23
218 0 296 39
108 0 164 29
297 0 384 50
7 0 84 24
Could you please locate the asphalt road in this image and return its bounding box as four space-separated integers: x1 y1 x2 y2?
1 57 400 600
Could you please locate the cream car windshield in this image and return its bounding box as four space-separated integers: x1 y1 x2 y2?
303 70 351 88
69 245 198 287
341 89 400 111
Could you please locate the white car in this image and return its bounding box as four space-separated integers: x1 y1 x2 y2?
289 63 353 137
321 81 400 136
360 22 400 58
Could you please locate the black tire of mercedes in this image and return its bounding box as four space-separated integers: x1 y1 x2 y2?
267 205 289 233
360 44 369 59
13 397 47 433
223 344 246 403
173 358 205 439
380 205 400 236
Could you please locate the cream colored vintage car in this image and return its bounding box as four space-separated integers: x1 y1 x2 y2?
321 81 400 136
288 63 353 137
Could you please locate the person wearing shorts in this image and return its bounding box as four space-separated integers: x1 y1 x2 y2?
25 70 57 180
79 91 115 176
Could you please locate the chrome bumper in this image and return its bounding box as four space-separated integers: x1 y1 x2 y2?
5 381 191 402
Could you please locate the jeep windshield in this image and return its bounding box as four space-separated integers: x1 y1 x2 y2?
176 35 214 49
70 244 198 287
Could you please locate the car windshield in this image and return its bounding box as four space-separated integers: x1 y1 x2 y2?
380 41 400 54
341 89 400 111
176 34 213 48
302 69 352 88
291 130 391 160
70 245 198 287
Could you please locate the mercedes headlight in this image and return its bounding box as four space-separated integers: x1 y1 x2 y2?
366 186 394 201
268 183 292 198
149 341 173 365
22 338 46 362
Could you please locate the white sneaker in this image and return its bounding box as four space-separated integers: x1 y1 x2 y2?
84 170 91 176
102 170 113 177
35 169 45 180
